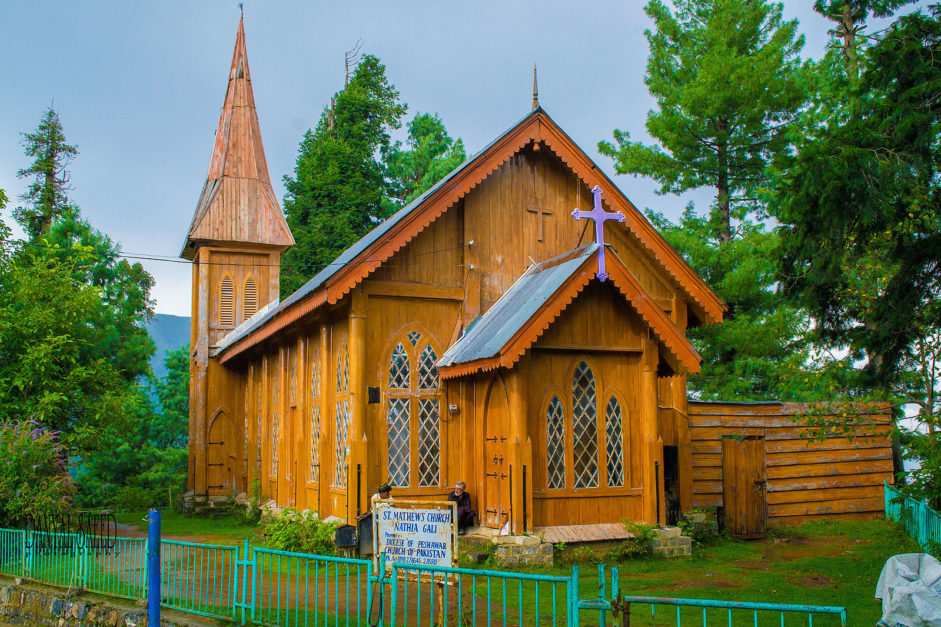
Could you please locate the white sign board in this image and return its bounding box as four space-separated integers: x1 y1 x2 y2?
373 499 456 571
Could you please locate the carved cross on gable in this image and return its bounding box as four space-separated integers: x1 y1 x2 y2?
571 186 626 281
527 194 553 242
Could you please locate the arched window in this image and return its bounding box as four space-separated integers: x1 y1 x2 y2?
546 396 565 489
605 397 624 487
220 274 234 327
385 333 442 489
243 275 258 321
309 345 321 483
333 338 351 488
572 361 598 488
387 343 410 487
417 343 441 487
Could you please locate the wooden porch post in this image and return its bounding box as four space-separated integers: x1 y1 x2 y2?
508 363 528 535
192 247 210 495
350 287 368 523
640 338 660 524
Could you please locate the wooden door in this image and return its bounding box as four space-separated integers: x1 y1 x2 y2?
722 436 767 539
207 411 236 495
483 380 510 528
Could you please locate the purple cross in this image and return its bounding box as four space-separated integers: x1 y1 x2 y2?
571 186 625 281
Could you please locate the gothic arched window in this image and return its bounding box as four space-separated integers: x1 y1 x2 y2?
309 343 321 483
385 333 442 489
243 275 258 321
546 396 565 489
572 361 598 488
605 396 624 487
333 338 351 488
220 274 234 327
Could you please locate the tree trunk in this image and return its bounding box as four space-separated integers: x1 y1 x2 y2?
841 1 858 79
716 132 731 244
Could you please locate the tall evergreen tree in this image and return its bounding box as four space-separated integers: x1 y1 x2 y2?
599 0 812 399
280 55 406 297
382 113 466 213
15 107 78 240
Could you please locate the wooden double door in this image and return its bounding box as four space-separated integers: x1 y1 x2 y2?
722 435 767 539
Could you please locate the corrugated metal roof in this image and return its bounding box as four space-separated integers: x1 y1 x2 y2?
437 244 597 368
215 108 542 357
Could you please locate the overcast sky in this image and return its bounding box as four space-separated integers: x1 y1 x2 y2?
0 1 905 316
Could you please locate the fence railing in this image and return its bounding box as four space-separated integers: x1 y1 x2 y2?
885 480 941 551
0 527 851 626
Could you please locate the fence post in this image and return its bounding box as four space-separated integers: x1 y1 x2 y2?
250 545 258 623
147 510 161 625
597 563 607 627
25 528 33 578
239 538 250 626
570 564 580 627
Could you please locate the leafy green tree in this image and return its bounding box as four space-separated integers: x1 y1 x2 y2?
15 107 78 239
382 113 466 213
281 55 406 297
0 247 137 455
153 344 189 449
43 208 155 380
600 0 812 399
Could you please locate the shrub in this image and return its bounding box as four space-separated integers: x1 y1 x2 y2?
261 509 340 556
608 521 657 560
0 420 73 526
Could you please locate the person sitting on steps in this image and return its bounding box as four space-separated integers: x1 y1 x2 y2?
447 481 476 535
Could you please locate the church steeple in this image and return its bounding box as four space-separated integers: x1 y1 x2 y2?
181 15 294 260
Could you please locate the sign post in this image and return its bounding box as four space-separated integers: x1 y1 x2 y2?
372 496 457 622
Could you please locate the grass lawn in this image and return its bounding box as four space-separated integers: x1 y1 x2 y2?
104 512 917 625
553 518 919 625
112 509 262 544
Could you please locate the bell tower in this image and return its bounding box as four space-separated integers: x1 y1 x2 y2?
183 16 294 494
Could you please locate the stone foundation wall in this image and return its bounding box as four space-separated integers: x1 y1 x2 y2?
492 535 553 567
649 527 691 557
0 579 222 626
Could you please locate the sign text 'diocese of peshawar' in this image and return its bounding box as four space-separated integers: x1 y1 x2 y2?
375 504 453 568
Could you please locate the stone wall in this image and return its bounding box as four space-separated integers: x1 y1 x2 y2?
0 579 224 626
492 535 554 567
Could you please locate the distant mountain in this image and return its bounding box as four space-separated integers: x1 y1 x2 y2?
147 313 190 379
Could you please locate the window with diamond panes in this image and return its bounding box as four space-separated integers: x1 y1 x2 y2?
385 333 442 489
546 396 565 489
572 361 599 488
605 397 624 487
333 339 351 488
309 346 321 483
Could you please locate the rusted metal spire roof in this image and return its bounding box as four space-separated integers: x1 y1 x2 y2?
181 15 294 260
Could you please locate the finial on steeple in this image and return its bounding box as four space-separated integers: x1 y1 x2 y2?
238 2 244 17
532 64 539 109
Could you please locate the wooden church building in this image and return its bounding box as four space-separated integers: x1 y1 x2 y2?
185 20 893 536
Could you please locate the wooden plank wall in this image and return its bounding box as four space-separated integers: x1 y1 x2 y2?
689 401 893 525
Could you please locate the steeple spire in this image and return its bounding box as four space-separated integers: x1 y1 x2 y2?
182 16 294 259
532 64 539 109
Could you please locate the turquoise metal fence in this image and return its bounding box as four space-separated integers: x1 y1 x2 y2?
387 559 573 627
0 527 854 626
885 480 941 550
251 545 373 626
160 538 238 620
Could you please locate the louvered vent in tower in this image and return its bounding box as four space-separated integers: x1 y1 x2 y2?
244 275 258 321
220 275 234 326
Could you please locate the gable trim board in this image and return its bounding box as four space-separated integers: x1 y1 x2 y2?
437 244 701 380
216 108 725 364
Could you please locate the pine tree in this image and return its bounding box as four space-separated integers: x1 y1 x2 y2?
382 113 466 213
15 107 78 240
280 55 406 297
599 0 812 399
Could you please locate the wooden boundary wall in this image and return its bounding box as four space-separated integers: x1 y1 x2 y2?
689 401 894 525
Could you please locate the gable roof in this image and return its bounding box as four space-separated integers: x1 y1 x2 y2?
216 107 724 362
182 17 294 260
436 244 702 379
